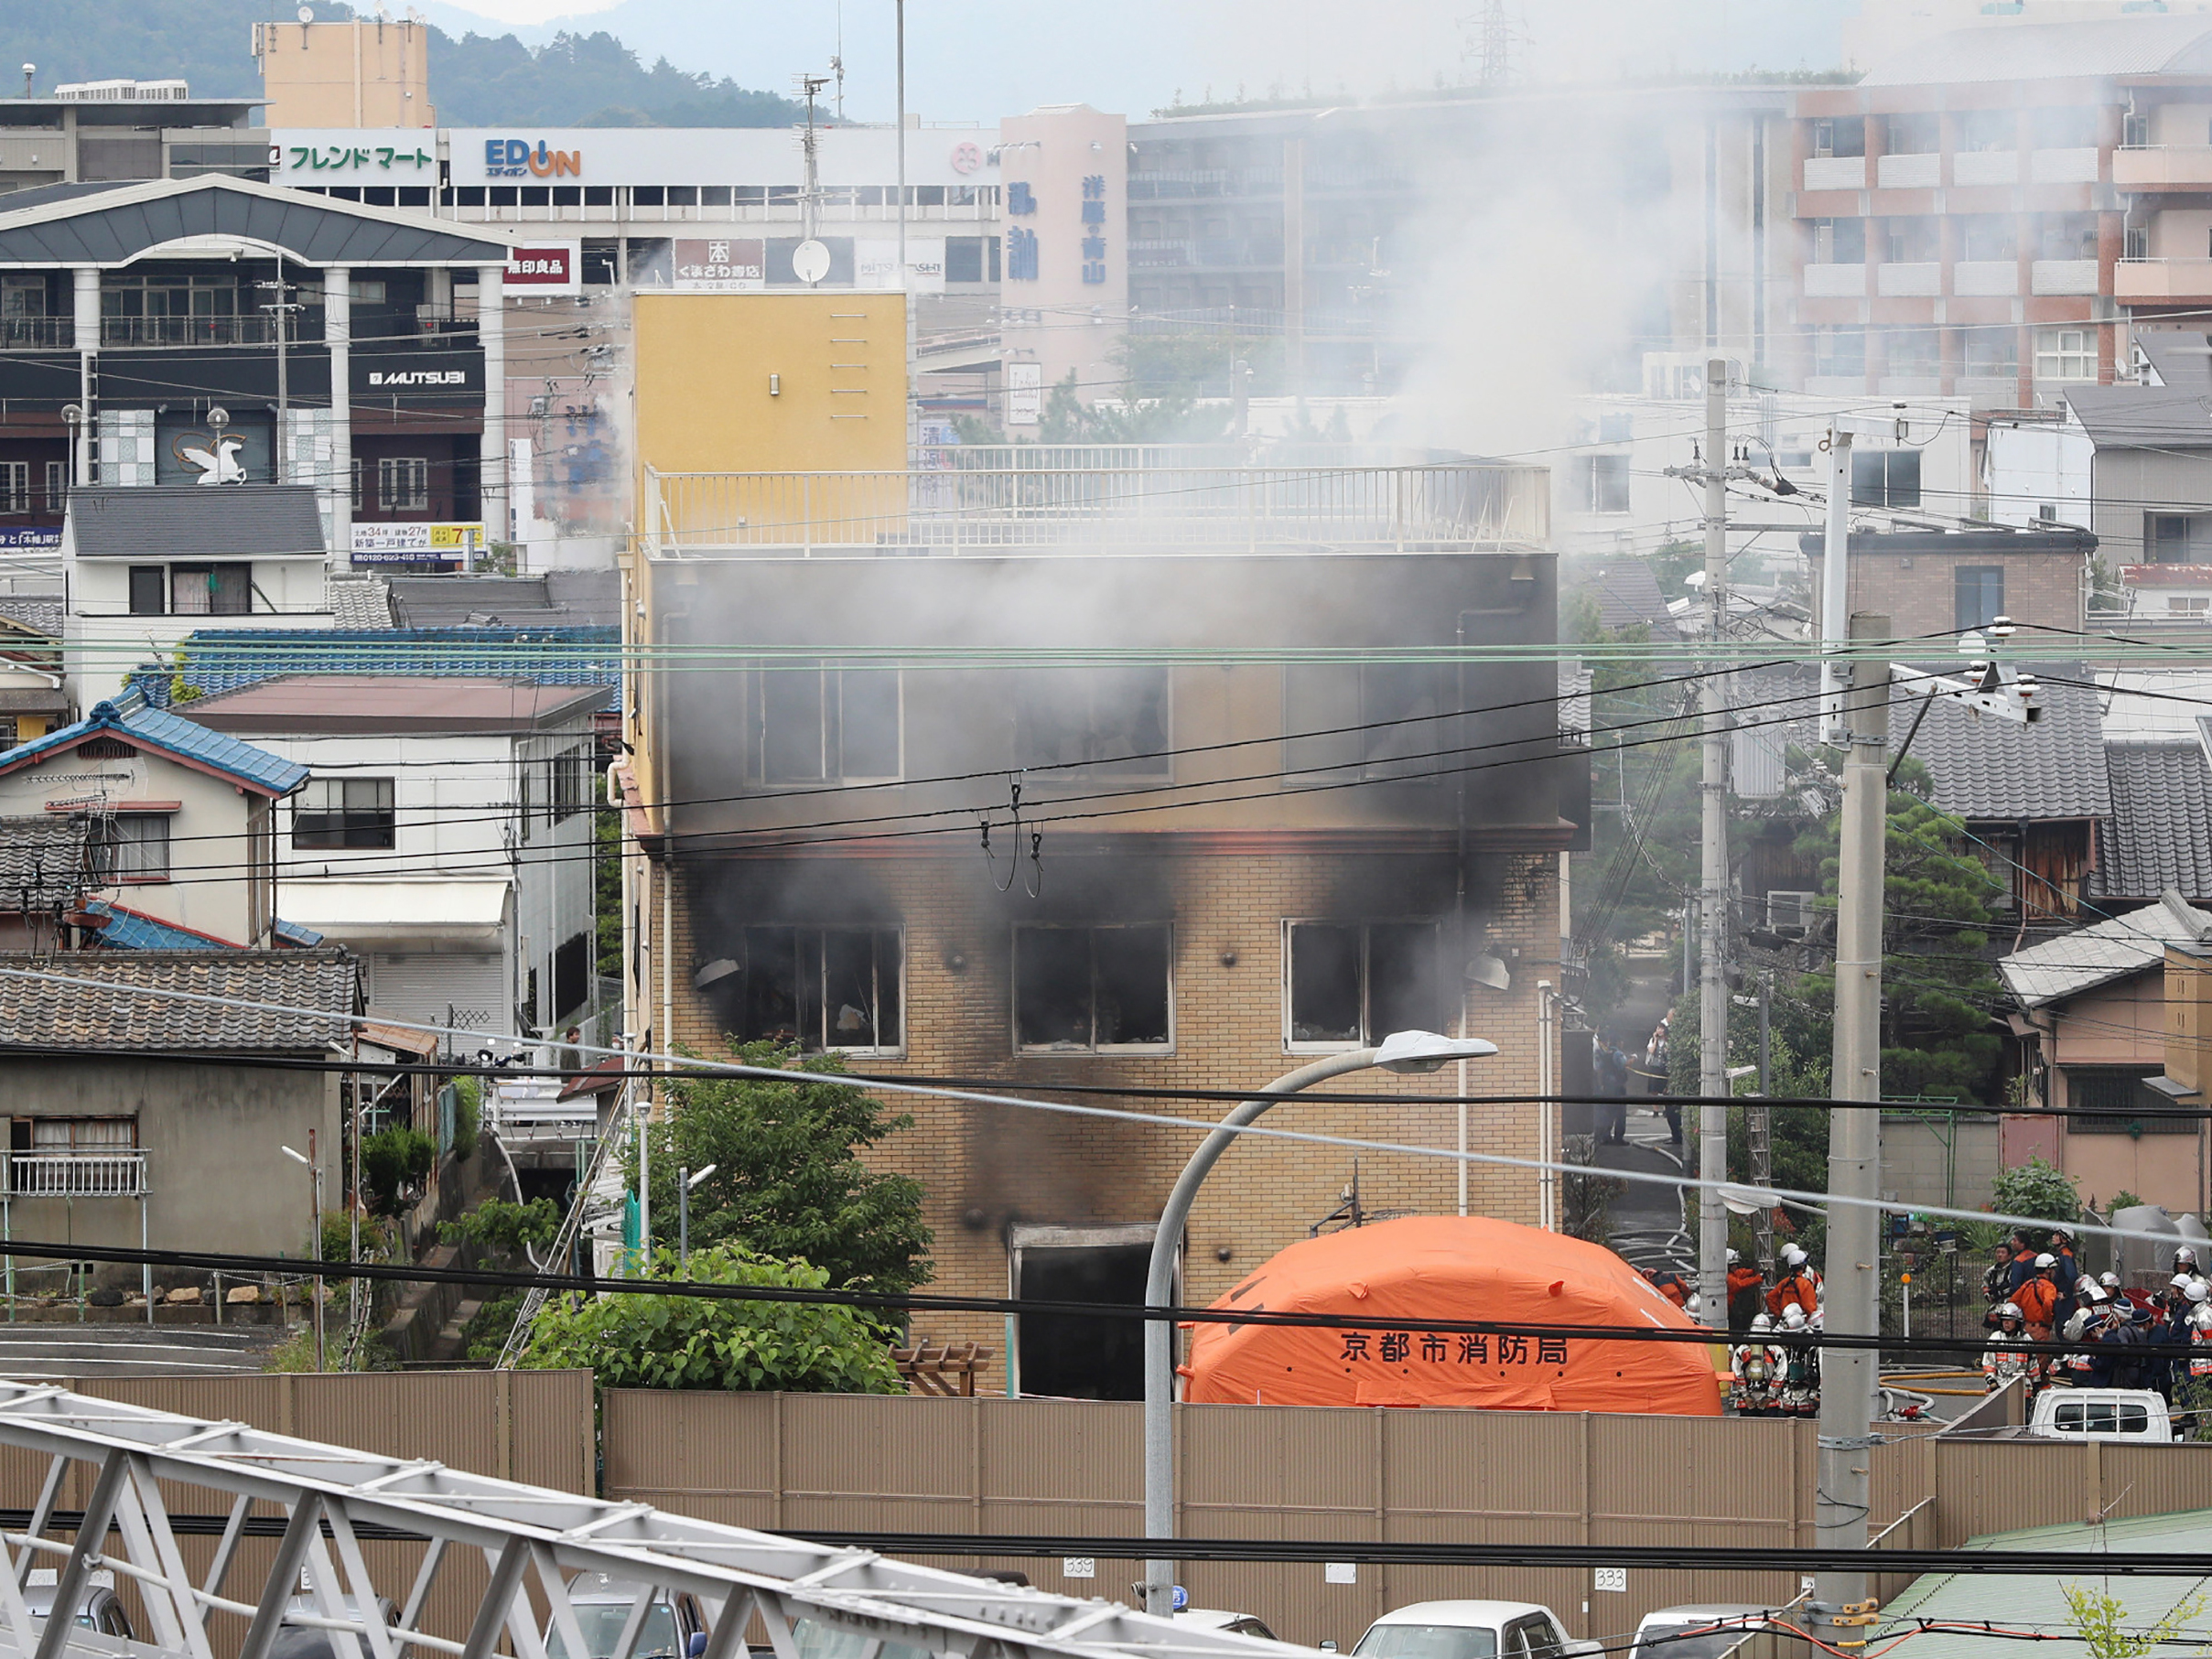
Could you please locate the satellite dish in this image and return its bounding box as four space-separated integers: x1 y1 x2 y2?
297 5 315 22
791 239 831 285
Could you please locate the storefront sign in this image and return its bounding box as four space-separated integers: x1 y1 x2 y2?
351 347 484 398
856 239 945 294
1006 361 1043 427
0 528 59 549
505 242 580 294
449 127 997 189
351 522 484 566
270 131 437 184
672 238 766 292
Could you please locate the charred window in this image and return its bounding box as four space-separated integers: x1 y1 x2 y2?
1012 667 1171 779
750 666 901 783
1014 923 1172 1052
728 927 903 1053
1285 921 1442 1049
1283 662 1447 782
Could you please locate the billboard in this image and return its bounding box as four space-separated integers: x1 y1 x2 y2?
448 127 998 189
504 242 580 295
351 521 485 566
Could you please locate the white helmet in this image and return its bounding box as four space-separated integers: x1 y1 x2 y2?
2189 1278 2210 1305
1782 1244 1807 1267
2035 1253 2057 1269
1781 1305 1807 1330
1750 1313 1773 1333
2179 1247 2201 1271
2101 1272 2121 1289
1726 1248 1740 1266
1995 1301 2023 1322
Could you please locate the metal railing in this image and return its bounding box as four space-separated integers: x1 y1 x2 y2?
0 318 70 350
1 1150 147 1198
649 460 1548 556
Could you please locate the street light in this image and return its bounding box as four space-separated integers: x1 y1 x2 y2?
281 1138 324 1374
678 1163 718 1275
1139 1029 1497 1615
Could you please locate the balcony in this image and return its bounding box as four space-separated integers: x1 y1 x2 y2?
1877 262 1941 296
1953 150 2020 187
2 1151 147 1198
1876 152 1941 189
0 318 71 350
2116 257 2212 301
1802 156 1866 191
2115 145 2212 189
100 316 290 347
1954 260 2020 296
2030 146 2100 184
1804 263 1869 297
646 454 1550 557
2032 259 2100 295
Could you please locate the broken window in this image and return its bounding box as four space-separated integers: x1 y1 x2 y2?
1851 449 1921 509
1570 455 1631 515
1283 662 1447 782
1285 921 1441 1048
750 666 901 783
1014 923 1171 1051
1012 667 1171 779
728 926 903 1053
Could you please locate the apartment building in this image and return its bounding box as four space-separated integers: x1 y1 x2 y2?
1788 14 2212 407
617 456 1568 1400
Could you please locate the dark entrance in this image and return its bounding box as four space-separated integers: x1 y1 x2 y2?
1014 1239 1152 1401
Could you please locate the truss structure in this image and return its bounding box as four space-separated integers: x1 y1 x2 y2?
0 1382 1308 1659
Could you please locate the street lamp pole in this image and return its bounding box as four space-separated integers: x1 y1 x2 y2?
282 1139 323 1373
1139 1029 1496 1617
678 1163 717 1276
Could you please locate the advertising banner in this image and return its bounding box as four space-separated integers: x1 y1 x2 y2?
351 522 485 566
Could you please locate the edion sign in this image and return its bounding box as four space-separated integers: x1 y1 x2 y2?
484 139 581 178
507 245 575 286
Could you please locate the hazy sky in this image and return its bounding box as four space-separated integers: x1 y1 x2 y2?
415 0 1861 124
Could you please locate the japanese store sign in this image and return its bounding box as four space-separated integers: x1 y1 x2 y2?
351 522 485 566
504 242 580 294
271 131 437 183
672 238 766 292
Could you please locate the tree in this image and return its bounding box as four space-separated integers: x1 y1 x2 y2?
632 1043 933 1299
1796 762 2007 1102
1991 1156 2082 1244
2060 1582 2207 1659
521 1243 903 1393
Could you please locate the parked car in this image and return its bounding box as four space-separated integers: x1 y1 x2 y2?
265 1594 395 1659
23 1574 133 1642
546 1574 707 1659
1179 1610 1281 1642
2028 1388 2177 1442
1353 1600 1600 1659
1629 1607 1777 1659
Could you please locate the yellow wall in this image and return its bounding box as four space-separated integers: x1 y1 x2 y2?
254 19 433 128
631 292 909 479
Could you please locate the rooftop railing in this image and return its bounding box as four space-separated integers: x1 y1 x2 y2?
2 1150 147 1198
647 459 1548 558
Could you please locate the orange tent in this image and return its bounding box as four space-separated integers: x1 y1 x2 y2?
1183 1214 1721 1415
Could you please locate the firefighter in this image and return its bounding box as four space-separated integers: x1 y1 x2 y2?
1981 1240 2019 1309
1766 1244 1822 1320
1982 1302 2038 1397
1726 1248 1765 1335
1730 1314 1782 1417
1776 1304 1819 1417
2178 1304 2212 1442
2013 1253 2063 1340
1642 1266 1690 1309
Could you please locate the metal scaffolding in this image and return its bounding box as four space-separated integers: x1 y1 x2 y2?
0 1381 1310 1659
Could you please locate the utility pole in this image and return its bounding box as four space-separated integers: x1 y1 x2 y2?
1697 356 1731 1328
1751 972 1774 1273
1813 612 1890 1646
256 252 302 485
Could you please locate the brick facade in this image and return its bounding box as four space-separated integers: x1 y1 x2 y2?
1809 539 2087 636
653 840 1557 1386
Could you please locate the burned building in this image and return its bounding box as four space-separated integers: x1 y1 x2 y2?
617 459 1571 1398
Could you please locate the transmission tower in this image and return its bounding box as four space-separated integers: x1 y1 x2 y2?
1465 0 1517 86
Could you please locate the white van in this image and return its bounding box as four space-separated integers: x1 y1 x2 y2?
2029 1388 2178 1442
1629 1608 1775 1659
1352 1600 1600 1659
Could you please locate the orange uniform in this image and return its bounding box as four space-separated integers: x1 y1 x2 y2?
2012 1275 2060 1333
1766 1270 1821 1320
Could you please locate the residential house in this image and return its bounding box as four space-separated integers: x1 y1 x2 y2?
185 674 609 1038
63 485 336 709
1999 890 2212 1216
0 950 357 1280
0 696 305 950
0 814 86 949
619 458 1570 1399
2093 729 2212 909
1805 526 2096 639
0 608 67 747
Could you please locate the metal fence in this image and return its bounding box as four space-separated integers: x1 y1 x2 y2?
647 462 1549 558
1 1151 148 1198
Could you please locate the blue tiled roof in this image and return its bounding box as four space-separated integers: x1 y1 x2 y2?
129 626 622 709
0 699 308 797
84 900 238 951
273 917 325 947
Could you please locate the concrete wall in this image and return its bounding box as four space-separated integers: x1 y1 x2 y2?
0 1056 341 1273
2092 447 2212 566
1883 1111 2000 1212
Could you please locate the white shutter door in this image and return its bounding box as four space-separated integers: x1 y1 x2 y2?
366 953 511 1038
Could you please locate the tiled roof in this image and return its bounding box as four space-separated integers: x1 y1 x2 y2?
0 700 308 797
66 486 326 560
2094 738 2212 902
388 571 620 629
1563 561 1682 640
1908 670 2109 821
0 950 360 1051
127 626 620 708
2064 385 2212 450
2000 891 2212 1008
273 918 326 948
84 900 238 952
0 815 87 910
0 597 60 640
327 573 393 630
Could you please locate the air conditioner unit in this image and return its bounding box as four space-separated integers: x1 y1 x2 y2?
1767 889 1818 936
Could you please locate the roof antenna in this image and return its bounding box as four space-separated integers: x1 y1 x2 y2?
19 64 32 99
831 1 845 121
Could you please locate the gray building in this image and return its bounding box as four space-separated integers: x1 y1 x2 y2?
0 949 358 1286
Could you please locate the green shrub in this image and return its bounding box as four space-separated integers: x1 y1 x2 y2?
361 1127 437 1216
